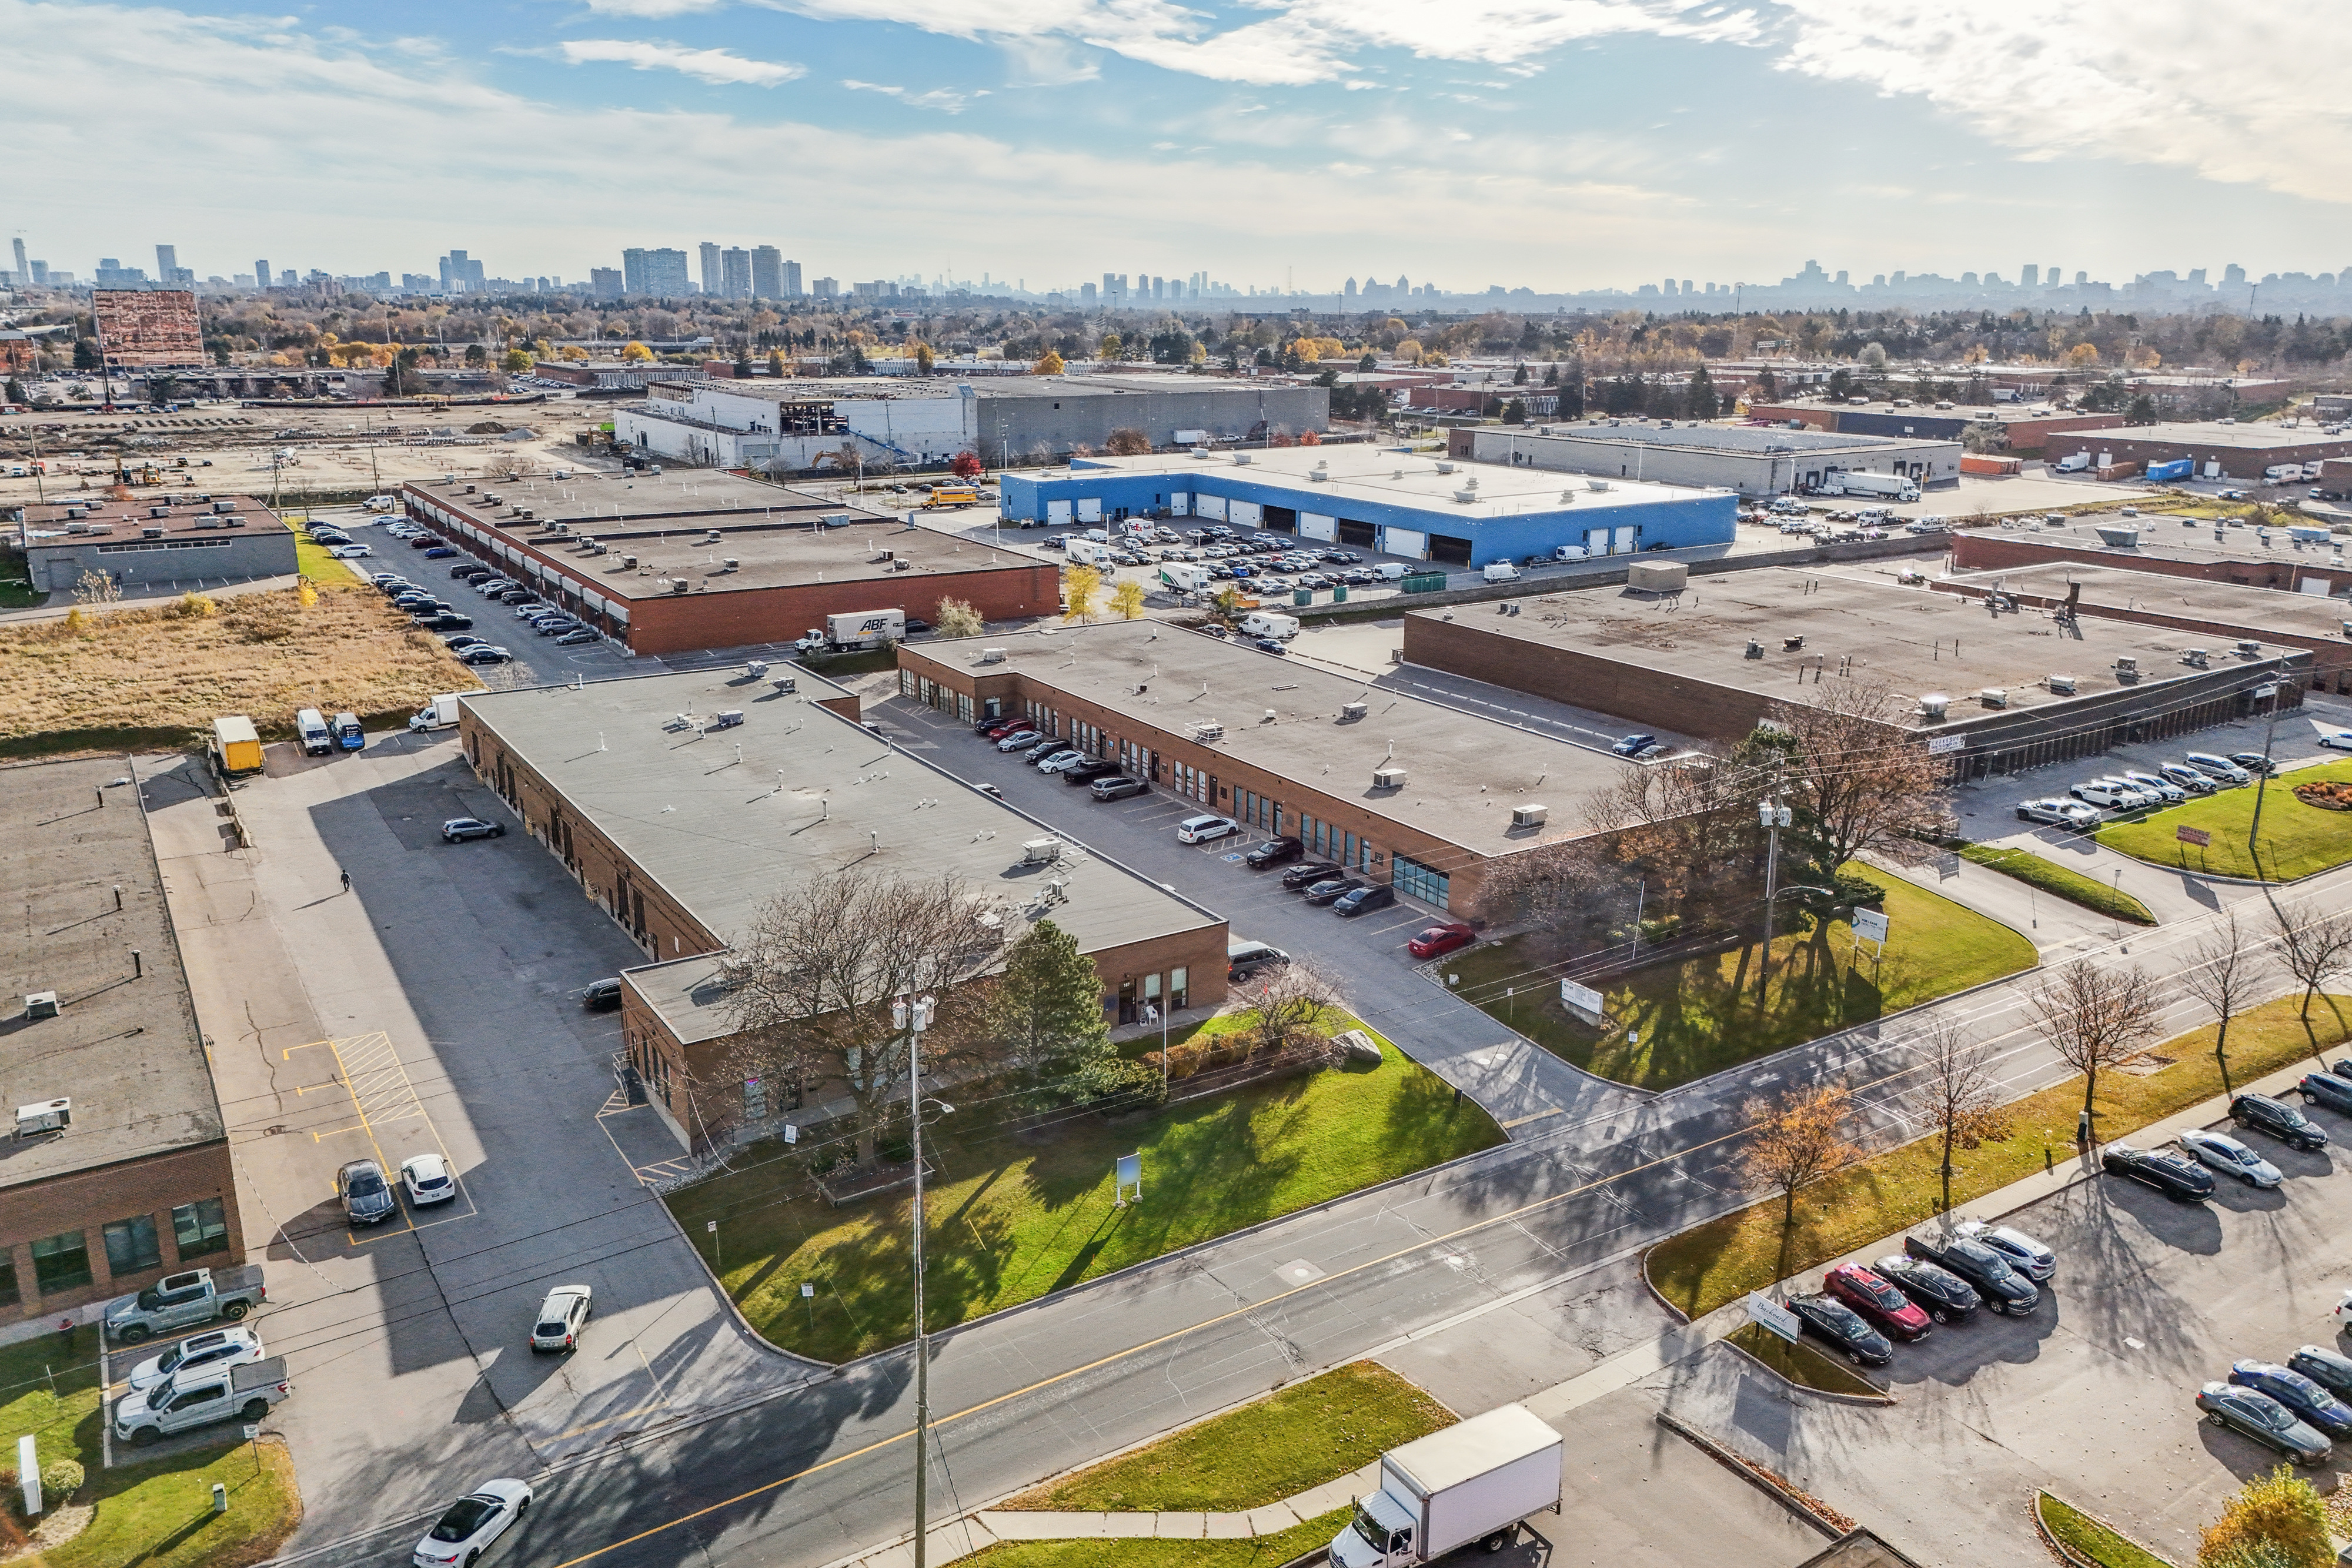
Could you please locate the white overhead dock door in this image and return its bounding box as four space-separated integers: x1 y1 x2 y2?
1383 527 1426 559
1299 512 1337 541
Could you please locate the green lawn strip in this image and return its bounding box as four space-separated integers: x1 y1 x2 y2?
960 1507 1349 1568
1001 1361 1452 1512
1646 993 2352 1320
1443 867 2035 1092
0 553 41 609
2097 760 2352 881
667 1032 1503 1361
0 1335 298 1567
1722 1323 1883 1399
2036 1491 2176 1568
1955 844 2155 925
290 530 360 587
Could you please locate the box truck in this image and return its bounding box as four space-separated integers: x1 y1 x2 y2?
1329 1405 1563 1567
407 693 463 733
795 610 906 654
1158 563 1213 594
211 716 263 776
2054 451 2093 473
1825 470 1922 502
1240 610 1299 641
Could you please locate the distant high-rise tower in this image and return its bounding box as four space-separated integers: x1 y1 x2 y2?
2223 263 2246 285
11 238 25 286
721 247 751 299
590 267 622 301
699 242 723 295
781 259 803 298
2021 265 2039 287
156 243 176 279
255 260 272 289
751 245 782 299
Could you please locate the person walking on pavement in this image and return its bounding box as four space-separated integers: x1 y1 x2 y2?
340 868 352 894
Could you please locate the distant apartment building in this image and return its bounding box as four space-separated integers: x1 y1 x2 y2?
622 248 690 297
813 277 837 299
781 259 803 298
721 248 751 299
699 242 723 296
751 246 783 299
439 250 486 292
254 260 271 289
590 267 623 301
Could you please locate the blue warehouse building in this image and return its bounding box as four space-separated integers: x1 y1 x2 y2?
995 445 1738 568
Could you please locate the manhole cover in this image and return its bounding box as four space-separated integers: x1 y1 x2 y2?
1274 1258 1325 1287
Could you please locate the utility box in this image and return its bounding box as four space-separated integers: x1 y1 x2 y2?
1626 560 1688 593
1021 837 1063 865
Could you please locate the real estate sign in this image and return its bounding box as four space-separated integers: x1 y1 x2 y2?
1558 977 1605 1028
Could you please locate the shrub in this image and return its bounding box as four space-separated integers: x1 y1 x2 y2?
2199 1465 2330 1568
38 1459 81 1500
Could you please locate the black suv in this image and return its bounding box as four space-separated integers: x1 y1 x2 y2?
1903 1232 2039 1315
1785 1295 1892 1366
2101 1141 2216 1201
1245 837 1303 869
1060 760 1121 786
1279 861 1342 891
2234 1092 2328 1151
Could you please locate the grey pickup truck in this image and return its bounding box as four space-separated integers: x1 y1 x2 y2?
103 1264 268 1345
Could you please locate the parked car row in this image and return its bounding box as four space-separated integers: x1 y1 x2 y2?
1787 1219 2057 1366
2021 753 2274 828
973 718 1151 800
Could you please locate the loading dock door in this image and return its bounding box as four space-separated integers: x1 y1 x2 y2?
1077 497 1104 523
1429 534 1473 567
1299 512 1337 541
1338 519 1376 548
1586 526 1611 556
1382 527 1426 559
1168 493 1191 515
1047 499 1073 524
1195 494 1227 520
1230 500 1264 527
1613 526 1636 554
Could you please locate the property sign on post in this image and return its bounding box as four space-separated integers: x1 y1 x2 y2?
1746 1292 1802 1343
1114 1152 1142 1208
1927 735 1965 756
1851 907 1890 945
18 1435 37 1517
2177 825 2213 848
1558 977 1605 1028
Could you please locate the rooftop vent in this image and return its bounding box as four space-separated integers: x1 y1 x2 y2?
1340 700 1368 721
2094 525 2140 547
1745 640 1764 659
1373 764 1408 788
1435 461 1454 474
670 578 690 594
22 992 59 1021
149 504 169 518
1783 635 1805 651
1586 479 1611 492
1191 447 1211 459
211 499 237 514
2047 673 2077 694
1231 453 1252 466
2181 648 2210 668
1022 837 1063 865
1979 687 2009 708
621 554 637 570
2236 639 2264 657
706 530 722 543
142 526 165 539
722 557 739 573
1192 721 1224 741
1919 693 1949 720
1511 803 1548 829
14 1098 69 1138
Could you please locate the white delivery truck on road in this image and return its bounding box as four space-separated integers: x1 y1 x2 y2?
1330 1405 1563 1566
408 693 463 733
795 609 906 655
1482 562 1522 583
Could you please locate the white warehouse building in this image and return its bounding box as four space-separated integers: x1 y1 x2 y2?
1452 419 1964 497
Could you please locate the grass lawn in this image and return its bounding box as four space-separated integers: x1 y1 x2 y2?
0 1336 299 1568
2097 759 2352 881
289 526 361 587
1444 869 2034 1091
1723 1323 1883 1400
961 1507 1349 1568
2036 1492 2176 1568
0 551 41 609
1956 844 2154 925
1002 1361 1452 1512
666 1032 1502 1362
1646 992 2352 1319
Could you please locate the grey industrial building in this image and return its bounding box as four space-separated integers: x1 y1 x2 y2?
16 494 297 596
1449 420 1963 497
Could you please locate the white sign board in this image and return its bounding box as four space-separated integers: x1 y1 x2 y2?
1851 907 1890 944
1746 1291 1802 1343
1558 977 1605 1027
18 1435 37 1517
1926 734 1965 755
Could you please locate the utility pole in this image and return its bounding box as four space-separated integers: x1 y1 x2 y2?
2246 681 2283 891
1756 799 1791 1003
895 992 938 1568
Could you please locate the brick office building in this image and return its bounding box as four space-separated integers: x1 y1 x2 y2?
1950 515 2349 595
401 470 1060 656
0 758 246 1330
893 621 1625 918
456 672 1225 1151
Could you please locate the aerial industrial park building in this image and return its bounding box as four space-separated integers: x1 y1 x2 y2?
2038 421 2352 483
1950 515 2352 595
18 494 297 595
1448 420 1963 496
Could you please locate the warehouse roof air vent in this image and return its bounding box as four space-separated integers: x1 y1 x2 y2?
1340 700 1368 721
1372 764 1407 789
1918 693 1949 720
14 1098 69 1139
1510 803 1548 830
2047 673 2077 695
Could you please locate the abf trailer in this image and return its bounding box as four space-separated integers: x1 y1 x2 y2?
796 610 907 654
1329 1404 1563 1566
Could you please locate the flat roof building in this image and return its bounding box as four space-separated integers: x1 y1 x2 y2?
994 443 1738 569
1749 402 2127 456
1951 511 2351 595
1449 419 1963 496
17 493 296 597
400 472 1058 656
896 618 1631 918
1401 566 2308 780
2040 421 2352 482
456 673 1228 1151
0 758 246 1328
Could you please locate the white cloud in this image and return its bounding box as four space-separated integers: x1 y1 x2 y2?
579 0 727 16
842 78 975 111
557 38 803 85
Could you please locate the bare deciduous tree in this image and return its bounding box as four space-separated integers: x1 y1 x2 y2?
1245 957 1349 1056
1767 680 1952 872
1910 1015 2013 1213
2271 898 2352 1042
2181 907 2271 1094
717 868 1007 1166
1740 1084 1855 1229
2025 963 2161 1136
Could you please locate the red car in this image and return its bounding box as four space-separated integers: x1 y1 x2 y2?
1823 1263 1932 1341
1407 922 1477 960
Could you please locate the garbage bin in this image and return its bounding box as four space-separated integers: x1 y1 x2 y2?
1332 583 1348 603
1292 588 1312 607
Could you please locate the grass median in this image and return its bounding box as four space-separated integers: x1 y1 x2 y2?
1723 1323 1885 1400
1002 1361 1452 1513
2097 760 2352 881
1646 992 2352 1320
963 1507 1350 1568
667 1032 1502 1362
1442 870 2034 1092
2036 1492 2174 1568
1955 844 2155 925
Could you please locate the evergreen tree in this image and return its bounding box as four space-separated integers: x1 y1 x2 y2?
990 920 1132 1109
1512 362 1529 385
72 337 101 370
1683 364 1720 420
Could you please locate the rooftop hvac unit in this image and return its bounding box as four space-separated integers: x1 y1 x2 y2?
621 554 637 569
1192 721 1225 741
706 530 722 543
463 483 476 492
721 558 738 573
2235 639 2263 657
978 647 1007 664
1373 764 1408 788
1979 688 2009 708
1231 453 1252 466
1341 700 1368 721
1919 693 1949 720
2093 526 2140 547
1192 447 1212 460
142 527 165 539
1454 489 1478 504
2047 673 2077 695
1022 837 1063 865
553 521 571 534
65 522 87 535
670 578 690 594
1435 461 1454 474
592 543 608 555
2181 648 2210 668
772 675 797 693
149 504 169 517
1309 467 1330 483
1745 640 1765 659
212 499 237 514
2114 656 2138 674
1511 803 1548 829
1586 479 1611 492
14 1099 69 1138
22 992 59 1021
711 710 744 729
64 507 85 519
223 517 243 527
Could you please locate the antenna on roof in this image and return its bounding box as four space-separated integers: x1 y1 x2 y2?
599 731 606 751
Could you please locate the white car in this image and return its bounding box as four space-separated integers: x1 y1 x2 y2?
2087 776 2157 809
2120 770 2186 804
1035 749 1086 773
2069 780 2133 810
2017 797 2100 831
1177 814 1241 844
401 1152 459 1206
2176 1128 2282 1189
2319 730 2352 753
530 1285 592 1352
413 1479 532 1567
328 544 373 559
125 1326 263 1393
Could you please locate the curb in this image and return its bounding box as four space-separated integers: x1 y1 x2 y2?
1653 1409 1849 1540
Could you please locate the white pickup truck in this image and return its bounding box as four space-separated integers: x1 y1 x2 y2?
113 1356 290 1447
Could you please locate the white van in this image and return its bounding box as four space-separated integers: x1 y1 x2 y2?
1371 562 1411 581
363 494 396 513
1482 563 1523 584
295 708 333 756
1552 544 1588 561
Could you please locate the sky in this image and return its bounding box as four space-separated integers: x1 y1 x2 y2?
7 0 2348 297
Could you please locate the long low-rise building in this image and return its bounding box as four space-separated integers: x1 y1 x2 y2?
2042 421 2352 483
1749 402 2127 457
456 672 1228 1152
896 618 1630 918
995 443 1737 568
16 493 296 595
1449 419 1963 497
1401 566 2308 780
1950 512 2351 595
400 470 1059 656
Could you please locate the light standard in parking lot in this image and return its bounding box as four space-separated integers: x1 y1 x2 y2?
895 992 939 1568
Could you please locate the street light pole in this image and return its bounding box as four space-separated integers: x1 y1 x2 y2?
894 992 937 1568
2247 683 2283 891
1756 800 1791 1003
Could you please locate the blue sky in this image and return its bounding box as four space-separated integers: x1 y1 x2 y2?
8 0 2346 295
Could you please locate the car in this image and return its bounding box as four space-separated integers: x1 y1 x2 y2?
1061 760 1121 785
2159 762 2218 795
1903 1232 2040 1314
2230 751 2281 776
582 978 624 1011
1334 884 1397 916
1280 860 1343 890
442 634 486 650
2297 1071 2352 1116
1034 749 1086 773
1227 939 1291 982
2235 1092 2328 1150
1252 637 1289 655
412 1479 533 1567
452 564 494 580
442 817 506 842
556 628 600 646
1245 837 1304 869
1822 1263 1932 1341
2100 1141 2216 1201
368 571 404 587
2219 489 2248 501
1868 1253 1979 1325
1951 1219 2056 1282
2120 770 2186 804
328 544 374 559
2320 730 2352 753
2290 1345 2352 1396
980 721 1023 740
2232 1360 2352 1437
459 646 513 665
2016 797 2101 830
995 730 1044 752
530 1285 593 1352
407 534 440 549
400 1152 459 1206
2197 1382 2331 1464
1302 877 1365 906
338 1158 396 1225
2186 751 2253 786
1785 1293 1893 1366
125 1326 264 1393
2087 775 2157 809
1177 814 1241 844
2175 1128 2281 1187
2069 780 2134 810
532 619 581 637
423 547 458 559
1406 923 1478 960
1090 775 1148 800
1611 734 1659 757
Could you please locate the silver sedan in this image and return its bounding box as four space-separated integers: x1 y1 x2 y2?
2177 1128 2283 1188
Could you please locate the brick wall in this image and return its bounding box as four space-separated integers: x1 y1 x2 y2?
2040 432 2352 480
622 567 1057 656
1401 613 1796 741
0 1141 245 1325
1949 531 2317 593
